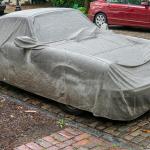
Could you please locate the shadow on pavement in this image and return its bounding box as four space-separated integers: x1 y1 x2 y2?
109 26 150 33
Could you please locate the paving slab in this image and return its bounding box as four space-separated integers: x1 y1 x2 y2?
14 127 130 150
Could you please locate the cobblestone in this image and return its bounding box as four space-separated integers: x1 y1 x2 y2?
51 133 68 142
74 133 91 141
141 132 150 138
132 136 145 144
14 127 127 150
138 121 149 127
104 126 117 134
43 136 60 145
26 142 43 150
65 127 83 136
130 130 142 137
35 139 52 148
123 135 134 141
140 138 150 148
56 139 75 149
58 130 75 139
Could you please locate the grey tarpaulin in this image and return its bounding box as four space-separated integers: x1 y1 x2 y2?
0 8 149 120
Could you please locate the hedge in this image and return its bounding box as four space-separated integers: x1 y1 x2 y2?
51 0 91 13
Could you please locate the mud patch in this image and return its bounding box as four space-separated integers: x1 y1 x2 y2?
0 97 61 150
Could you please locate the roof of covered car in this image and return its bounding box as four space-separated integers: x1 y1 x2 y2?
2 8 73 18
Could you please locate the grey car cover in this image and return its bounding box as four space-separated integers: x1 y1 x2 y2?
0 8 149 120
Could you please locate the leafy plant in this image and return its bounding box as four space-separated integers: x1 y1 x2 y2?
51 0 90 8
51 0 73 7
51 0 91 14
57 118 66 128
77 6 87 14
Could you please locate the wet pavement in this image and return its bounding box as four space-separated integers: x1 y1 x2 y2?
111 26 150 40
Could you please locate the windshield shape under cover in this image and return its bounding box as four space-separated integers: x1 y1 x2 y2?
34 10 97 43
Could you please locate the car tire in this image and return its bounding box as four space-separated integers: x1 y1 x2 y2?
0 10 4 15
59 104 83 115
94 13 107 28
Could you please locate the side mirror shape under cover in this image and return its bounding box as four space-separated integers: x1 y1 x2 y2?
14 36 46 50
14 36 46 64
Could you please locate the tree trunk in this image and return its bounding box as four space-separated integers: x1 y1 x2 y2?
84 0 90 13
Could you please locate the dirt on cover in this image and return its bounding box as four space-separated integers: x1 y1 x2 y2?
0 96 61 150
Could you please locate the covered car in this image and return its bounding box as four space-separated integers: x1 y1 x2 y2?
0 8 149 120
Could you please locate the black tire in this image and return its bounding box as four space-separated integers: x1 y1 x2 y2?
94 13 107 28
0 11 4 16
59 104 83 116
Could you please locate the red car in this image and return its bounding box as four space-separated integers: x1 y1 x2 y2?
88 0 150 28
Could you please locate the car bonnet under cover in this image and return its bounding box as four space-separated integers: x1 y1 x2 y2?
48 31 150 91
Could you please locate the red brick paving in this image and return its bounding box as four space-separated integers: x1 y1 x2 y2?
14 127 128 150
26 142 43 150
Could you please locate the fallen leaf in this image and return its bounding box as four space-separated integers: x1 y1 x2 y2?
0 97 5 108
0 96 5 102
0 103 4 108
25 110 36 113
16 106 23 110
10 115 15 118
142 130 150 133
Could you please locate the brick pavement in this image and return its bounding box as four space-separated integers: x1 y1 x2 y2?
0 82 149 150
14 127 128 150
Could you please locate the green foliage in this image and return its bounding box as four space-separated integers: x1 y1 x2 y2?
77 7 87 14
128 0 141 5
51 0 89 8
51 0 91 14
51 0 74 7
56 118 66 128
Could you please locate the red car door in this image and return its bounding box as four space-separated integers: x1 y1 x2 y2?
127 0 150 28
106 0 130 25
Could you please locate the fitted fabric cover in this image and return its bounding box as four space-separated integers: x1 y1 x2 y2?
0 8 150 120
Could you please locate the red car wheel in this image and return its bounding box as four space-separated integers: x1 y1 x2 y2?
95 13 107 28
